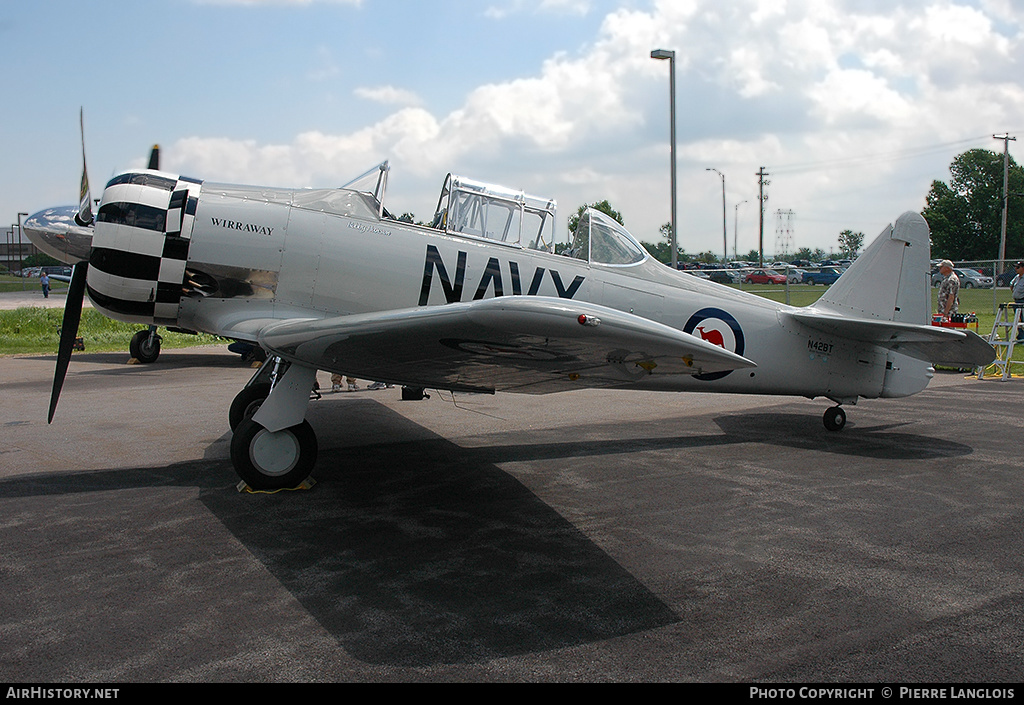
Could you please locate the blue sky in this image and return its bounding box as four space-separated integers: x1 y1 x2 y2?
3 0 1023 257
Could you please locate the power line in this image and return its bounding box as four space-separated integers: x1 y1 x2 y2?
768 134 1015 176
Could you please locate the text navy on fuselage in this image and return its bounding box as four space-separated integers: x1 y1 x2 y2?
419 244 585 305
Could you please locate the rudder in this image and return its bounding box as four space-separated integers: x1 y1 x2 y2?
811 212 930 324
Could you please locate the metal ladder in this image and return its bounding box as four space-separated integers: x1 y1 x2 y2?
977 303 1024 380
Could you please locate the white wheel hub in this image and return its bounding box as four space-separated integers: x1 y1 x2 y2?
249 428 301 477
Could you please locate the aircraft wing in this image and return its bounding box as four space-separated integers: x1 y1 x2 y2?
787 310 996 367
258 296 756 394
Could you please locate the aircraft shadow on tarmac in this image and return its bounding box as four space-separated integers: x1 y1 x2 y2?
713 413 974 460
0 396 974 668
1 401 683 668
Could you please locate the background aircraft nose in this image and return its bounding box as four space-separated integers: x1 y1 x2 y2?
22 205 94 264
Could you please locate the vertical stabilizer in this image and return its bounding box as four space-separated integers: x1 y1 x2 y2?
811 212 931 324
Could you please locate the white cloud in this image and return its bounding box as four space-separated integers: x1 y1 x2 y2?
354 86 424 107
165 0 1024 251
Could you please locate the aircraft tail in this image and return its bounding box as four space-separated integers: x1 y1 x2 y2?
810 212 930 324
795 212 994 370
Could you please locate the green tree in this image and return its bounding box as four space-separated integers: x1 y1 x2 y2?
923 148 1024 262
837 229 865 258
640 221 685 265
23 253 61 268
567 200 624 236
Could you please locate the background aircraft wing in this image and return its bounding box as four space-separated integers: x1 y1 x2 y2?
258 296 756 394
786 310 995 368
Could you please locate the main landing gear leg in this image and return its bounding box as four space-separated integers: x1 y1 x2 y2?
229 362 319 490
823 405 847 432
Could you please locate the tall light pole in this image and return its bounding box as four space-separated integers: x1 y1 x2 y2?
706 168 727 263
17 212 28 290
651 49 677 269
733 200 748 261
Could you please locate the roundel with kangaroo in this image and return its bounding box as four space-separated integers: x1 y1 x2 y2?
682 307 745 381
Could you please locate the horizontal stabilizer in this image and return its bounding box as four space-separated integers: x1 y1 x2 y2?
258 296 757 394
787 309 995 368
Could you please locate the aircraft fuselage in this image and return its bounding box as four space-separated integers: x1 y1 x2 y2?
167 181 925 405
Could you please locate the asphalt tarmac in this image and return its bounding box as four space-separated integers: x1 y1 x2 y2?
1 344 1022 683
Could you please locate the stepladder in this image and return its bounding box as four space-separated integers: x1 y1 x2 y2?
977 303 1024 380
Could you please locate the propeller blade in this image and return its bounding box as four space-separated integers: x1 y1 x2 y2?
75 108 93 227
48 261 89 423
148 144 160 170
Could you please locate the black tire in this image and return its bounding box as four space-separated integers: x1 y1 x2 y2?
228 383 271 431
823 406 846 432
129 329 161 363
806 278 815 286
230 417 318 490
963 281 974 289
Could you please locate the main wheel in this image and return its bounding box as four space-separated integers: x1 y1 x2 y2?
823 406 846 432
230 417 318 490
129 329 161 363
228 383 271 431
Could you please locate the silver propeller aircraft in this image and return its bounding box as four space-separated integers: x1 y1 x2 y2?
25 138 994 491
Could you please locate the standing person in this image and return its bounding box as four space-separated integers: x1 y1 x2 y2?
1012 261 1024 305
1010 261 1024 341
937 259 959 320
39 271 50 299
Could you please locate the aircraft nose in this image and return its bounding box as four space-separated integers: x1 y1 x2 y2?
22 205 94 264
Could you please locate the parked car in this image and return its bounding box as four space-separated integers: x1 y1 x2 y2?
996 270 1018 287
707 269 743 284
787 268 807 284
930 268 993 289
744 269 787 285
803 267 844 286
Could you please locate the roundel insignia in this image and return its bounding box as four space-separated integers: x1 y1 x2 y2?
682 307 745 381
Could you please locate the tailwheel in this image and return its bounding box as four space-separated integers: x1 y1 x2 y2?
823 405 846 432
230 417 318 490
129 328 161 363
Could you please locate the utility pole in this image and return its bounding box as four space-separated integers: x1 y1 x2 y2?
706 168 727 263
757 167 770 267
993 133 1016 276
733 200 748 261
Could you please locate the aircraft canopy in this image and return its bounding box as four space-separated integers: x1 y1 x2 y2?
566 208 647 266
433 174 557 252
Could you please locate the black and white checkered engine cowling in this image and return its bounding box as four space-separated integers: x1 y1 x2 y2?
88 171 203 325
